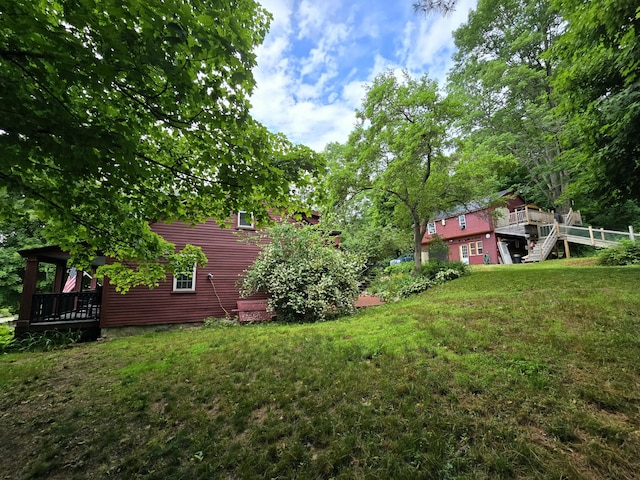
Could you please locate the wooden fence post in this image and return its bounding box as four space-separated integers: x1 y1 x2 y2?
589 226 594 246
630 226 635 242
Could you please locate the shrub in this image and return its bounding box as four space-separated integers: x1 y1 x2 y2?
0 328 82 353
396 276 434 299
241 223 362 322
597 240 640 266
370 260 469 301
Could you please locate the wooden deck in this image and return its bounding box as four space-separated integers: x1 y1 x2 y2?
16 291 101 337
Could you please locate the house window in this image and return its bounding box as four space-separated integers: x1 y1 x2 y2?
470 243 477 256
173 264 196 292
427 222 436 234
238 211 254 229
476 241 483 254
441 218 446 226
458 215 467 229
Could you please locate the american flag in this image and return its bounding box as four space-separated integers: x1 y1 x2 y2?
62 267 77 293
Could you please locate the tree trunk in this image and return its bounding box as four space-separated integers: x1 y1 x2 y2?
413 224 423 275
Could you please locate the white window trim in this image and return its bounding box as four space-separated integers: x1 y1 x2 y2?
238 211 254 229
459 214 467 229
427 222 437 234
173 264 197 292
476 241 484 254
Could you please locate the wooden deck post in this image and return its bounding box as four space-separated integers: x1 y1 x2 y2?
17 256 39 330
589 226 595 246
564 239 571 259
630 226 635 242
53 263 66 293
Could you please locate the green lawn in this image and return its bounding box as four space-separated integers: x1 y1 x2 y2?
1 262 639 479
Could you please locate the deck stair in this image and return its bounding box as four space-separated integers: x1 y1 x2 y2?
524 222 634 262
525 223 558 262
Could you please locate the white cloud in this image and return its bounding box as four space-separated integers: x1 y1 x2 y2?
251 0 478 152
400 0 477 81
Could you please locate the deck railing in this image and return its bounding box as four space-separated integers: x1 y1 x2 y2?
30 291 101 323
498 207 556 226
558 225 634 246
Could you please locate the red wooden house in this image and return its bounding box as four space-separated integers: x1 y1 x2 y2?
421 191 583 265
16 213 317 337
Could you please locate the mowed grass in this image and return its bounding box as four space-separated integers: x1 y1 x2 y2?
1 262 639 479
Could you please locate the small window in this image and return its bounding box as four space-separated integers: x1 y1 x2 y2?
173 264 196 292
476 241 483 254
441 219 446 226
458 214 467 229
427 222 436 234
238 211 254 229
470 243 477 256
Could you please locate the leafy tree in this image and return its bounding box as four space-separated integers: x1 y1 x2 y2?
0 0 321 291
413 0 458 15
320 142 412 275
0 190 53 312
552 0 640 206
326 71 506 275
241 223 361 323
449 0 571 212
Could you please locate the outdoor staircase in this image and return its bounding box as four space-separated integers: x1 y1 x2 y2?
525 223 558 263
524 222 634 262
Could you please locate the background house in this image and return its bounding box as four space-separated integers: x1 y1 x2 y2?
421 191 586 265
421 191 522 265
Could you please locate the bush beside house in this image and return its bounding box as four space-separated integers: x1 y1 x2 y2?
241 224 362 322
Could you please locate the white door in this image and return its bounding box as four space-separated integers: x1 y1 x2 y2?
460 244 470 265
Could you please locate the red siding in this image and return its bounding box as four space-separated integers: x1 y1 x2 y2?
422 194 525 265
101 217 268 328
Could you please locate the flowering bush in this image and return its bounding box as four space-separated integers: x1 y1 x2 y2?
241 223 362 322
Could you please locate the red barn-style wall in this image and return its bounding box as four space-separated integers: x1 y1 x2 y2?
101 216 272 329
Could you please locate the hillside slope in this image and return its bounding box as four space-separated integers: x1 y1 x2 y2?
1 263 639 479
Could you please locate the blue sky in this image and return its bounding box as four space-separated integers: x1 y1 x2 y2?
250 0 478 152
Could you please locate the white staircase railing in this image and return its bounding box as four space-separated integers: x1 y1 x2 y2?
539 223 558 261
526 222 558 262
558 224 633 248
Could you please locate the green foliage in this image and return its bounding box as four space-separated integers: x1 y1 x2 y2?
0 325 13 351
449 0 568 211
0 328 82 354
372 261 468 301
425 234 449 261
552 0 640 206
0 190 54 311
203 315 240 329
241 223 362 322
597 240 640 266
325 70 502 275
99 242 208 294
0 0 322 291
